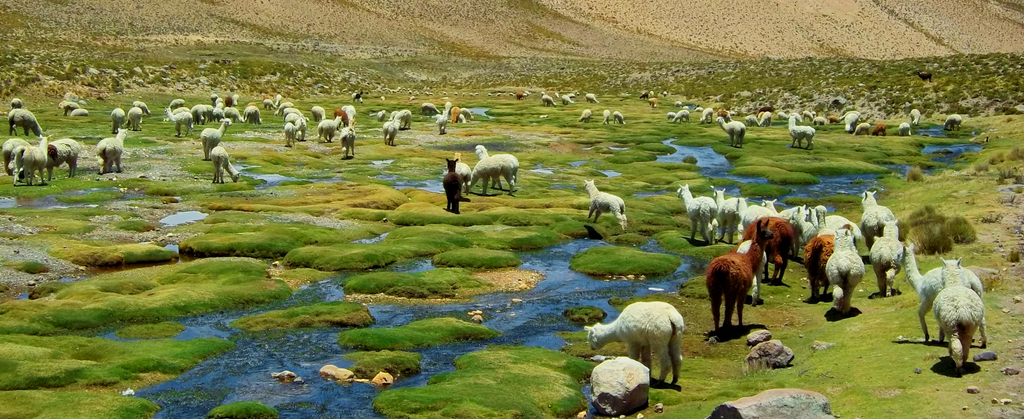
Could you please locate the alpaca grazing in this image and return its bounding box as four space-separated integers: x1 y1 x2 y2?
443 158 462 214
871 124 887 136
706 219 774 333
933 258 985 376
916 70 932 82
583 180 627 230
826 227 864 316
742 216 794 285
804 233 834 302
586 301 684 384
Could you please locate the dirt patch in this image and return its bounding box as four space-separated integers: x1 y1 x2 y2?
474 269 545 292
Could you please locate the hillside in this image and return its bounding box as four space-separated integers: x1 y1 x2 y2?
2 0 1024 60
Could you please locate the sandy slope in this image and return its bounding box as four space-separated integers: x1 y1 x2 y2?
2 0 1023 60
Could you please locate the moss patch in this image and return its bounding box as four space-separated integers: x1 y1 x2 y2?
180 223 389 259
372 346 592 419
569 246 681 277
7 260 49 274
114 220 158 232
562 306 607 324
115 321 186 339
0 390 160 419
231 302 374 332
342 269 489 299
343 350 422 379
432 248 521 269
654 230 736 259
337 317 499 350
49 242 177 267
207 401 279 419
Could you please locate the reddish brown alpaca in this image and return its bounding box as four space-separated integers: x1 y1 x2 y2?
717 109 730 119
827 115 839 124
515 91 525 100
333 109 351 127
451 106 461 123
804 234 834 302
757 106 774 114
742 216 794 285
706 219 774 334
871 124 887 136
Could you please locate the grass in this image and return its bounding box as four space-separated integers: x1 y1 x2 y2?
432 248 521 269
0 259 291 335
0 390 160 419
180 222 390 258
114 220 158 232
372 346 593 419
206 401 279 419
342 269 489 299
902 205 977 254
115 321 186 339
337 317 499 351
905 166 925 182
739 183 791 198
231 302 374 331
654 230 736 260
343 350 422 379
49 242 177 267
6 260 49 274
569 245 681 277
561 306 606 324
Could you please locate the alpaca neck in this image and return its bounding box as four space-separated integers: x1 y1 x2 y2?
789 117 797 128
226 163 239 178
902 249 926 295
584 184 598 197
679 189 693 205
717 119 727 129
591 323 618 348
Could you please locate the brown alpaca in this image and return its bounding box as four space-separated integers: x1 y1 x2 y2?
916 71 932 82
451 106 461 123
443 158 462 214
649 98 658 108
871 124 887 136
639 90 650 100
334 109 351 127
717 109 729 119
742 216 794 285
225 96 234 108
827 115 839 124
706 219 774 334
804 234 834 302
757 106 774 114
515 91 525 100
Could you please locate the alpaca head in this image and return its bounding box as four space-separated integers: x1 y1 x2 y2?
939 257 964 287
862 190 876 205
677 184 690 198
446 158 458 172
584 323 610 350
753 219 774 246
583 179 596 193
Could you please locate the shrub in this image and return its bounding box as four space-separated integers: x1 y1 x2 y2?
988 153 1005 165
905 166 924 182
973 162 989 173
1008 146 1024 161
1009 248 1021 263
683 156 698 164
909 224 952 255
944 216 976 244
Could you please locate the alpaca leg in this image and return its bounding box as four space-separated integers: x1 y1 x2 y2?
735 293 745 327
115 155 122 173
669 335 682 384
627 344 640 362
723 292 737 329
587 207 595 221
918 304 931 342
710 291 722 333
874 265 887 297
639 344 652 372
978 317 987 348
689 218 697 241
69 159 77 178
593 210 602 225
656 348 672 383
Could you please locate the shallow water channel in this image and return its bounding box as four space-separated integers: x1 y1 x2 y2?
137 240 699 418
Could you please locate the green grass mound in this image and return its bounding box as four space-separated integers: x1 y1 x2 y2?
372 346 593 418
338 317 499 351
739 183 791 198
0 259 291 335
115 321 186 339
432 248 521 269
114 220 158 232
8 260 49 274
343 269 489 299
605 233 650 246
343 350 422 379
569 246 681 277
0 334 233 391
180 223 388 259
729 166 819 185
654 230 736 260
0 390 160 419
562 306 607 324
49 242 177 267
231 302 374 332
207 401 279 419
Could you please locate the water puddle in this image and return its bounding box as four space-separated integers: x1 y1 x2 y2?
530 164 555 175
467 108 494 119
608 147 629 151
916 126 948 137
0 188 122 209
160 211 208 227
921 143 983 165
597 170 621 178
351 233 388 245
568 161 588 168
237 165 340 190
633 190 669 198
370 160 394 167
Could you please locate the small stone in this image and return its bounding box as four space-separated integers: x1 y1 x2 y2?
992 398 1000 404
745 340 794 369
746 330 772 346
371 371 394 387
1014 296 1022 303
1001 399 1013 405
811 341 835 351
1000 367 1020 375
973 351 997 362
1003 308 1011 314
637 414 644 419
653 403 664 413
962 406 968 411
271 370 298 383
576 412 587 419
914 368 922 374
511 298 522 303
470 314 483 323
27 280 36 287
967 386 981 394
319 365 354 382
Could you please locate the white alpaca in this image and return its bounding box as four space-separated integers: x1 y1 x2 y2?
274 102 295 116
677 184 717 243
842 111 861 133
126 107 144 131
190 104 208 125
7 109 42 137
700 108 714 124
474 145 518 192
898 243 986 346
382 120 398 146
674 109 689 122
200 119 231 161
869 220 904 297
318 116 344 142
311 106 325 123
435 113 448 135
944 114 962 131
801 110 815 121
712 188 742 243
541 94 556 107
421 103 440 116
69 109 89 117
210 93 219 106
3 138 29 175
470 156 515 196
169 98 185 109
10 98 23 109
716 117 746 148
459 108 473 122
788 115 816 149
561 95 574 105
341 105 357 127
339 126 356 159
826 227 864 316
59 100 81 116
583 180 627 230
785 205 817 256
854 122 871 135
392 110 412 130
243 105 262 125
281 107 303 121
859 190 896 249
283 122 299 147
164 108 193 137
579 109 593 122
45 138 82 180
585 93 599 103
758 111 772 127
586 301 684 384
812 116 827 126
674 101 683 108
739 199 778 231
898 122 911 136
96 129 127 174
12 137 48 186
932 258 986 376
910 109 922 126
745 115 757 126
452 154 473 194
210 146 240 183
602 110 611 124
612 111 625 124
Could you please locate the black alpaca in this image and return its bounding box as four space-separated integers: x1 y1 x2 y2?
443 158 462 214
916 71 932 83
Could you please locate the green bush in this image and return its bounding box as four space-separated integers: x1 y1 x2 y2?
905 166 925 182
206 401 279 419
944 216 976 244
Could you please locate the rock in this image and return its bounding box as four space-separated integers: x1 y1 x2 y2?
746 330 772 346
271 370 298 383
637 414 644 419
992 398 999 404
973 351 997 362
470 314 484 323
1001 367 1020 375
1001 399 1013 405
811 341 835 351
966 266 998 279
86 68 100 75
511 298 522 303
121 388 135 396
590 357 650 416
707 388 834 419
319 365 354 382
576 411 587 419
746 340 794 370
914 368 922 374
967 386 981 394
372 371 394 387
654 403 664 413
1014 296 1022 303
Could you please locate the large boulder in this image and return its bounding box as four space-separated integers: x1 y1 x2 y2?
319 365 354 382
590 357 650 416
707 388 834 419
746 330 772 346
745 340 794 370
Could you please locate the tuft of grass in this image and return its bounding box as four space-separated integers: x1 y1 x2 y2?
902 205 976 253
0 390 160 419
337 317 499 351
206 401 279 419
562 306 607 324
944 216 976 244
372 346 593 419
114 220 158 232
654 230 735 259
905 166 925 182
432 248 521 269
570 246 681 277
8 260 49 274
231 302 374 332
342 269 488 299
180 223 389 259
683 156 698 164
27 282 68 299
973 162 989 173
343 350 422 379
1007 146 1024 161
49 242 177 267
115 321 186 339
1009 248 1021 263
739 183 791 198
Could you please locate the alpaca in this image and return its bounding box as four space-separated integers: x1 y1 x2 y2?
804 234 834 302
788 115 815 149
585 93 598 103
758 111 772 127
649 97 658 108
169 98 185 109
443 158 462 214
813 116 827 126
854 122 871 135
871 124 887 136
706 219 774 332
562 96 574 105
541 94 556 107
916 70 932 82
700 108 715 124
944 114 962 131
677 184 717 243
200 119 231 161
515 91 525 100
898 122 911 136
8 109 42 137
841 111 861 133
716 117 746 148
674 109 689 123
910 109 922 126
639 91 650 100
392 110 412 130
311 106 325 122
584 180 627 230
382 120 398 146
898 243 987 346
612 111 625 124
859 190 896 249
739 199 778 231
126 107 144 131
3 138 29 175
96 129 127 174
210 146 240 183
586 301 684 384
59 100 80 116
339 127 356 159
869 220 903 297
453 152 473 194
422 103 440 116
318 116 344 142
602 110 611 124
826 227 864 316
45 138 81 180
713 188 742 244
745 115 757 126
12 137 48 186
933 258 985 377
578 109 592 122
284 122 298 147
742 216 794 284
716 109 730 121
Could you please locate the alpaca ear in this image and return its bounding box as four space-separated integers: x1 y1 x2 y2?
956 257 962 266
